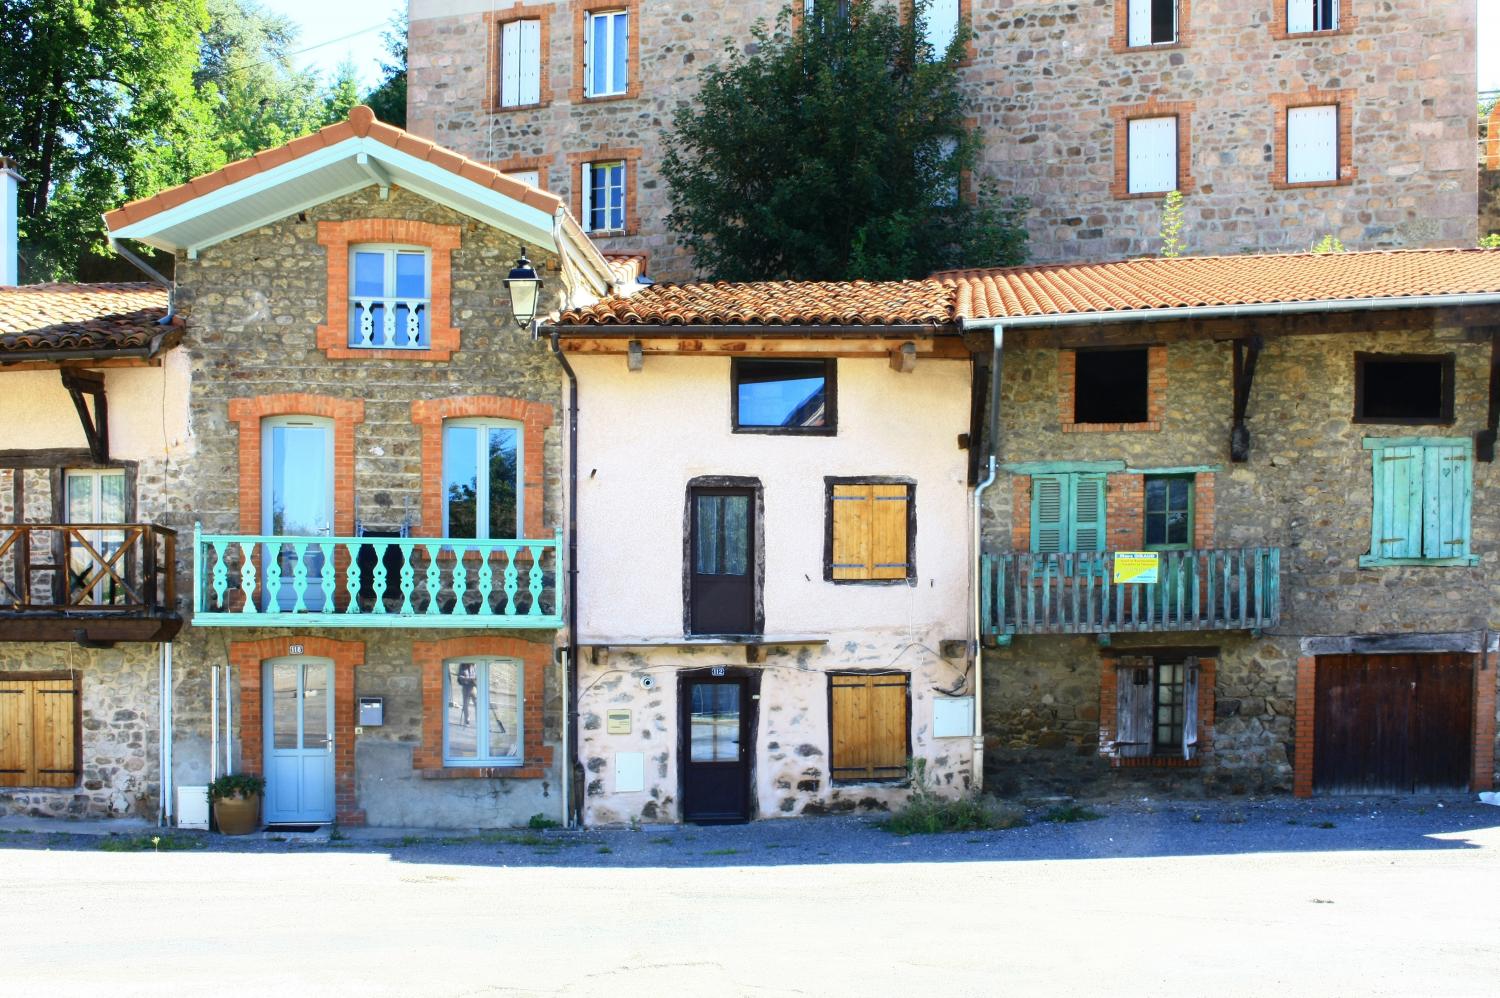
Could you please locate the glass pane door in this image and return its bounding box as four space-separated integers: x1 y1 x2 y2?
262 418 334 611
65 469 126 606
263 660 335 824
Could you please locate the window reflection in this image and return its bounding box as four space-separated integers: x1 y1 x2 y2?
735 360 829 429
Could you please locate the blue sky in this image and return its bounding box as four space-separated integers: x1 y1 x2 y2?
264 0 1498 93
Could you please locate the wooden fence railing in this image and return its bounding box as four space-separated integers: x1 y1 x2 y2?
0 523 176 615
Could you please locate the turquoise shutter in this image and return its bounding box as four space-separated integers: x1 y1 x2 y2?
1371 445 1423 560
1422 443 1473 560
1031 475 1067 553
1070 474 1107 553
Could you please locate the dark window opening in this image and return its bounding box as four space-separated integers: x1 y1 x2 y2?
1354 354 1454 424
1151 0 1176 44
1144 475 1192 549
732 359 835 434
1151 662 1187 755
1314 0 1337 31
1074 348 1149 424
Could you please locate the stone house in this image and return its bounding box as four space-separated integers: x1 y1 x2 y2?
544 280 982 823
406 0 1479 280
950 249 1500 799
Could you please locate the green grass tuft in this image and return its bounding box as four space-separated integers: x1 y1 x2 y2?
527 813 561 830
1041 804 1104 824
704 848 740 856
98 834 204 853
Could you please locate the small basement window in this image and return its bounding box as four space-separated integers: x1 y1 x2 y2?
1074 348 1149 424
1354 353 1454 424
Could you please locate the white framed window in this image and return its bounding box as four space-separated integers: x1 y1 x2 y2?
1127 116 1178 194
505 169 542 189
1287 0 1337 33
348 245 430 349
582 160 626 233
1286 104 1338 184
1127 0 1177 46
584 9 629 98
443 658 523 766
937 135 960 206
923 0 961 58
65 468 127 605
442 417 523 539
499 18 542 108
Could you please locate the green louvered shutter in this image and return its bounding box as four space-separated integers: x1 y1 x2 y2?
1031 475 1067 553
1070 474 1107 553
1422 442 1473 560
1371 445 1423 560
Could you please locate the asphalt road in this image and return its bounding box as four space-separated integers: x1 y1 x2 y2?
2 798 1497 997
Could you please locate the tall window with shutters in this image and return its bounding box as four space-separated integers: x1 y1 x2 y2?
826 480 915 584
497 18 542 108
0 675 79 788
1113 656 1200 761
1127 0 1178 46
1286 105 1338 184
829 673 910 783
1360 438 1477 567
1286 0 1338 34
583 9 629 98
1029 473 1106 554
581 160 626 233
1127 116 1178 195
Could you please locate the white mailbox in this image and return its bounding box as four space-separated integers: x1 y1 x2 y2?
933 696 975 738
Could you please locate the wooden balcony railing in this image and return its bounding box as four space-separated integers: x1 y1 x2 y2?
0 523 179 641
192 526 564 628
980 547 1281 640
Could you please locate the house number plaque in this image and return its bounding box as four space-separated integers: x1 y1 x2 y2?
288 644 304 655
710 666 726 677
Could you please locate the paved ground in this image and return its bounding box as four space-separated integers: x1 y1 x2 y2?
2 796 1498 996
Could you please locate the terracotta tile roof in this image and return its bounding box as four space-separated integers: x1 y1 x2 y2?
555 279 955 327
602 253 651 286
940 248 1500 321
0 283 176 358
103 105 564 231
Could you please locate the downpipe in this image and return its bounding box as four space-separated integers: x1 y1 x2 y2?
970 325 1004 792
547 328 582 829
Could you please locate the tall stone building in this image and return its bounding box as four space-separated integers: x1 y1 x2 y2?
407 0 1480 281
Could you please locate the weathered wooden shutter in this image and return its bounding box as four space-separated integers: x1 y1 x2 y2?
1128 116 1177 194
1030 474 1067 553
1070 474 1107 553
581 15 593 97
870 485 910 580
1114 657 1153 758
1371 444 1424 559
518 19 541 106
31 679 76 788
1422 442 1473 560
924 0 960 55
1286 0 1315 33
500 20 522 108
832 485 909 580
1182 656 1200 761
830 674 909 781
0 680 32 788
1127 0 1153 45
1286 105 1337 184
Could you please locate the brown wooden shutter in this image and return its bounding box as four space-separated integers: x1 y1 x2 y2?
0 680 33 788
31 679 77 787
830 673 909 780
1182 656 1200 761
870 485 910 580
1114 656 1153 758
831 484 909 581
831 484 873 580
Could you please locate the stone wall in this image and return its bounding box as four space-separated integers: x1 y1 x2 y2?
408 0 1478 280
1482 167 1500 242
981 320 1500 792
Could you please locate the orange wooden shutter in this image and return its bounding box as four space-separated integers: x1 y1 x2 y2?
870 485 910 580
30 680 77 788
831 484 873 580
0 680 32 788
830 674 909 780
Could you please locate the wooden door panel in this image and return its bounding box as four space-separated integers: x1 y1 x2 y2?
1411 653 1473 793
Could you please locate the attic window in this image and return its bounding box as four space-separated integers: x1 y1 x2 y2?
1354 353 1454 425
1074 348 1149 424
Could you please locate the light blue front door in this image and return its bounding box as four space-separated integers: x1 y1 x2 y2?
263 658 335 824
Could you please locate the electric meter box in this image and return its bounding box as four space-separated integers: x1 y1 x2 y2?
358 696 385 726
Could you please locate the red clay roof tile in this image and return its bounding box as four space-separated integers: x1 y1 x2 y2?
0 283 175 358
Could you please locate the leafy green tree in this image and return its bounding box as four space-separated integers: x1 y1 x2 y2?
661 1 1027 281
324 61 363 124
364 12 408 128
1158 190 1185 258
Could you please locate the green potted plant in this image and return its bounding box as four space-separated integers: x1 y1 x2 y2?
208 774 265 836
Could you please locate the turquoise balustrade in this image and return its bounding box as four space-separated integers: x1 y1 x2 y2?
192 525 563 628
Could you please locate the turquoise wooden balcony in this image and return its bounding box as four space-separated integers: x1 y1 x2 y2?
980 547 1280 642
192 526 563 628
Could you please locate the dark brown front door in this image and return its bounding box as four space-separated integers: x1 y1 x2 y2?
689 488 755 635
680 675 752 823
1313 653 1474 794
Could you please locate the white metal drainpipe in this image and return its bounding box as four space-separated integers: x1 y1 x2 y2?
969 325 1003 792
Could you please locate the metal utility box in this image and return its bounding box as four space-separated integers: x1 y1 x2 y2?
933 696 975 738
358 696 385 726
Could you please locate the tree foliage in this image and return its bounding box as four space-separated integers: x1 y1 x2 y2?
661 1 1027 281
365 12 409 128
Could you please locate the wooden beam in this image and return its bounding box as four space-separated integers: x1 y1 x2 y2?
1476 327 1500 462
59 370 108 464
1230 336 1262 463
888 342 917 373
0 357 161 374
563 337 970 359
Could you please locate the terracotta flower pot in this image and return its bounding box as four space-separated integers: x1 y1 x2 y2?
213 793 261 836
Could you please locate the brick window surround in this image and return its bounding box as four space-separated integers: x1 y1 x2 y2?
484 3 554 113
232 636 367 825
1269 89 1357 190
897 0 977 64
412 635 556 779
1487 105 1500 172
1059 345 1167 432
494 154 555 190
566 147 643 236
1110 101 1196 199
1293 653 1496 797
228 394 365 536
570 0 641 103
1010 471 1215 552
1099 653 1216 767
1268 0 1357 40
410 395 554 538
1110 0 1193 52
315 219 462 361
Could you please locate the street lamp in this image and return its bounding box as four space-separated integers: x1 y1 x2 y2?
504 250 542 331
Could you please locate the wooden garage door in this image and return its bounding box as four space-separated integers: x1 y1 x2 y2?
1313 653 1473 794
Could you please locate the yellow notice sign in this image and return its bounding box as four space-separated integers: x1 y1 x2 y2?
1112 551 1160 585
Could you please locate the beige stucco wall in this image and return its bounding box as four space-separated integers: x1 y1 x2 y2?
0 355 193 462
572 352 978 823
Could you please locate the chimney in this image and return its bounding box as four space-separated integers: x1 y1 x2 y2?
0 157 18 286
